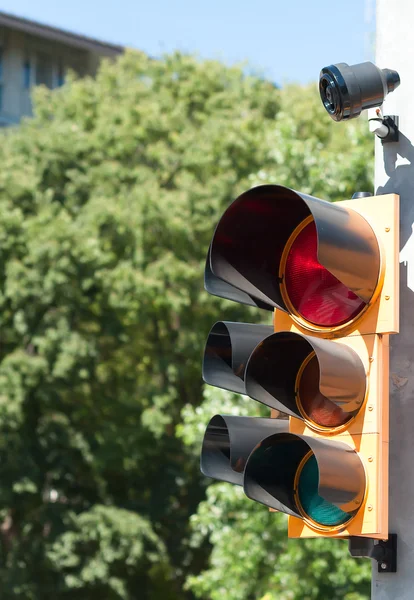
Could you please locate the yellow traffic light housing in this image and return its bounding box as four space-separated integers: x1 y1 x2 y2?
200 185 399 542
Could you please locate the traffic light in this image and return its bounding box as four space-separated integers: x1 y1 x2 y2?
201 185 399 539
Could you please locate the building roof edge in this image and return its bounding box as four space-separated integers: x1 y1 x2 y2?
0 10 124 56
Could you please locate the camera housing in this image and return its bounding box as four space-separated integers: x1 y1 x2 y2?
319 62 400 122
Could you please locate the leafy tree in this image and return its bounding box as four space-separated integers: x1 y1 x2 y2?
0 50 280 599
0 48 373 599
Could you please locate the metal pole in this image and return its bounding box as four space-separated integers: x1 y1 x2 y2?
373 0 414 597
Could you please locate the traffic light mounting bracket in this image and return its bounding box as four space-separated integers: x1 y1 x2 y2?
349 533 397 573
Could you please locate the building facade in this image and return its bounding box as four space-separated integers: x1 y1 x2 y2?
0 11 123 125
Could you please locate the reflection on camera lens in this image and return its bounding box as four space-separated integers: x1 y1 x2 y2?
320 75 337 116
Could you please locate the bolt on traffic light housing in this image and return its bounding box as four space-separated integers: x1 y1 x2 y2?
319 61 400 121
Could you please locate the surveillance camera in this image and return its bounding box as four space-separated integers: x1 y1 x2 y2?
319 62 400 122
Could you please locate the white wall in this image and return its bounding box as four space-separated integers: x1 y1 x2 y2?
372 0 414 597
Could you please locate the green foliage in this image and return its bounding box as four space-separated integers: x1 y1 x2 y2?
250 83 374 199
0 48 373 599
0 50 280 599
47 506 171 599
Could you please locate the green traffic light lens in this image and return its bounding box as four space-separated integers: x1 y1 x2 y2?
297 454 351 527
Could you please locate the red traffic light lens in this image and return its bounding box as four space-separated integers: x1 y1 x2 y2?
297 354 351 429
284 220 366 328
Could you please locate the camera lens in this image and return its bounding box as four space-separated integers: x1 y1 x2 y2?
319 62 400 122
320 73 340 117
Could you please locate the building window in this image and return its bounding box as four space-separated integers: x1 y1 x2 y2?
36 53 53 88
57 62 65 87
0 47 3 111
23 58 31 89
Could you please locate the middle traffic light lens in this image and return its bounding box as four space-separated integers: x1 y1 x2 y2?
284 220 366 328
297 354 351 428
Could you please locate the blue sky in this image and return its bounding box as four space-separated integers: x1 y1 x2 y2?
0 0 375 84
